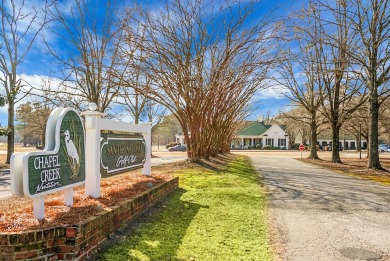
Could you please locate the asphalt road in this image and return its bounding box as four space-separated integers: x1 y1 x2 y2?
250 156 390 260
0 170 10 200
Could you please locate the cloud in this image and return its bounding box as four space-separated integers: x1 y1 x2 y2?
255 82 291 100
0 73 67 125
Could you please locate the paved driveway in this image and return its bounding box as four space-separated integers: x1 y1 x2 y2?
0 170 10 200
250 156 390 261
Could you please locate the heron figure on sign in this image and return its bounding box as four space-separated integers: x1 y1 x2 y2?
64 130 80 175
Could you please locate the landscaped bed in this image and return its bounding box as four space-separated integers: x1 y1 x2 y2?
300 157 390 185
0 170 173 233
0 163 179 260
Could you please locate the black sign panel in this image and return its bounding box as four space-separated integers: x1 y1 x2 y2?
100 133 146 178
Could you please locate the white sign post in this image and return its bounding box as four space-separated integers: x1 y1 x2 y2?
11 108 86 219
81 103 151 198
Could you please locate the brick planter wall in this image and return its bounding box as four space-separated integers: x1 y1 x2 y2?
0 177 178 261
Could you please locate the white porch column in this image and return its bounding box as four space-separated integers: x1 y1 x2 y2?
251 137 254 147
241 137 244 148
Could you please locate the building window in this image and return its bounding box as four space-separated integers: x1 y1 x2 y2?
278 139 286 147
266 138 273 146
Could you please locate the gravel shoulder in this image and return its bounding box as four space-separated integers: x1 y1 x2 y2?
250 156 390 261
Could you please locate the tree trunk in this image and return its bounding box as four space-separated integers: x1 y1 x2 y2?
289 138 294 150
368 92 381 169
331 123 342 163
6 99 15 164
356 133 361 152
41 124 46 149
308 113 319 159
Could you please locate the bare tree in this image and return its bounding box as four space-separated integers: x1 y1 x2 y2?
0 0 55 163
276 46 323 159
277 106 327 149
378 98 390 143
343 102 369 152
114 24 159 124
312 0 367 163
276 107 308 149
345 0 390 169
123 0 277 161
41 0 123 113
344 97 390 151
276 2 334 159
145 99 166 133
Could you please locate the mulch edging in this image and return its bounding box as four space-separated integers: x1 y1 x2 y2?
0 177 178 261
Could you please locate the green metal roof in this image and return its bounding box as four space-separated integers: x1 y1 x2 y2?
238 121 271 136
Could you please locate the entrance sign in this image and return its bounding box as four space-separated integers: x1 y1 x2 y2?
81 103 151 199
100 133 146 177
11 108 85 219
10 103 151 219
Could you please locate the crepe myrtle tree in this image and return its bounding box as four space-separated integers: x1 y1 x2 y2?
121 0 279 162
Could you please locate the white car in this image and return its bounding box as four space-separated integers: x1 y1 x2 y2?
379 144 390 152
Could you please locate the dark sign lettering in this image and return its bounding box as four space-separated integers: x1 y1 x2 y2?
26 109 85 196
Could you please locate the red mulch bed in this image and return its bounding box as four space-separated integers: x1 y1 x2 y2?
0 170 173 233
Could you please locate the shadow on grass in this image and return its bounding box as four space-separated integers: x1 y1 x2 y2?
226 156 261 183
184 154 234 173
92 188 208 261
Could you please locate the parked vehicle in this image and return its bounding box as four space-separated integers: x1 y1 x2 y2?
168 145 187 152
379 144 390 152
324 144 343 151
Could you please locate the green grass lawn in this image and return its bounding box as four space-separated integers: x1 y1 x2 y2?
94 155 272 261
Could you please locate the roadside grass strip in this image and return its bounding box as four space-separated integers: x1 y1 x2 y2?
95 156 272 261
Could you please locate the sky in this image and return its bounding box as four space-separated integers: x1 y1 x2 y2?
0 0 305 126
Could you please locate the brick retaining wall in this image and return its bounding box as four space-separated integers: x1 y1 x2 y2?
0 177 179 261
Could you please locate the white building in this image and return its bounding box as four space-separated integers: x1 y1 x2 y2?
231 121 289 149
317 134 367 150
175 121 288 149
